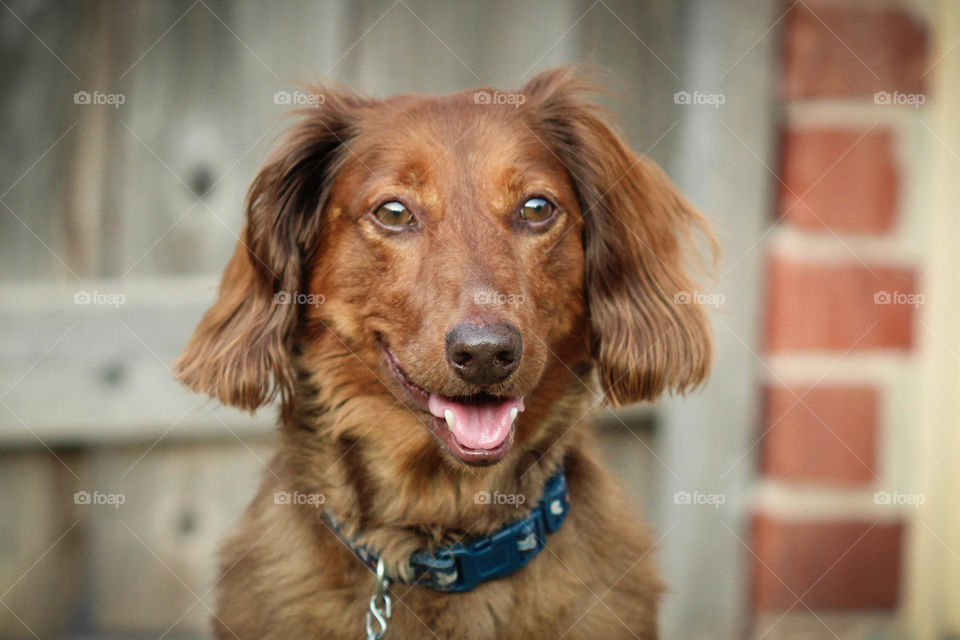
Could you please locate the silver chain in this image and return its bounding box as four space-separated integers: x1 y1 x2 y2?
365 558 392 640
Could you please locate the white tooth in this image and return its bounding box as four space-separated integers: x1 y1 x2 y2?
510 408 518 423
444 409 455 431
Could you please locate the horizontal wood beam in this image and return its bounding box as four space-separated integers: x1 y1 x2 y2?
0 277 273 444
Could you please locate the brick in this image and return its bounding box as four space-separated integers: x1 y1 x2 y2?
783 1 928 99
779 128 898 234
751 515 902 610
760 385 877 485
765 256 916 352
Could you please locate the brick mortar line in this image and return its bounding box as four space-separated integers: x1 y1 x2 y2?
766 226 920 266
751 481 907 521
794 0 928 12
785 100 927 128
762 354 914 384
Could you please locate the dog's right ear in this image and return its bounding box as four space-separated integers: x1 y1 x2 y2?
175 87 366 415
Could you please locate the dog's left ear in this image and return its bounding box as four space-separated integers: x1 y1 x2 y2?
522 68 717 406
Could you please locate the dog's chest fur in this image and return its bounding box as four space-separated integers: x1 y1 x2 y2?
210 431 661 639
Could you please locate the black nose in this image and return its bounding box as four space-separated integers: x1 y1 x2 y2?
445 322 522 386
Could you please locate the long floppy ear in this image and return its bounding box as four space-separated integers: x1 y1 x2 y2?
175 88 366 415
522 67 717 406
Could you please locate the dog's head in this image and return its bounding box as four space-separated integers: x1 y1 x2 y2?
176 67 714 469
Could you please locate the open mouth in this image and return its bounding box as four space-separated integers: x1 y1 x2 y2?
382 345 524 465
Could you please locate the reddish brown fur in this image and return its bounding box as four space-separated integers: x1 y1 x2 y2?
176 67 715 639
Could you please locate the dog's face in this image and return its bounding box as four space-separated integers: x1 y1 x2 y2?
309 99 586 464
176 68 714 470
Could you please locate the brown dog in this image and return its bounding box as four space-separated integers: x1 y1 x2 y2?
176 67 714 639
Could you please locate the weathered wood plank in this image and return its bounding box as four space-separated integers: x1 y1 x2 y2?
0 1 88 280
0 278 273 444
345 0 579 93
0 450 82 638
99 0 350 278
0 2 773 638
84 439 273 636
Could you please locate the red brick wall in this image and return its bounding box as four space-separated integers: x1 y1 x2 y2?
753 516 903 610
752 0 927 628
760 385 879 485
778 128 899 233
765 257 917 352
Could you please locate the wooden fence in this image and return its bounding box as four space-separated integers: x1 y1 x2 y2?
0 1 776 637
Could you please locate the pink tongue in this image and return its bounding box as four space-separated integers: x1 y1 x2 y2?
427 395 524 450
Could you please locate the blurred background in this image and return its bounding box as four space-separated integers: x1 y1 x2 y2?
1 0 957 638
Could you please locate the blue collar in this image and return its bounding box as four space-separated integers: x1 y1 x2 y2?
323 464 570 593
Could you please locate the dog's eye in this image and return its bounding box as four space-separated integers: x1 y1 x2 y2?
519 197 555 223
373 201 415 228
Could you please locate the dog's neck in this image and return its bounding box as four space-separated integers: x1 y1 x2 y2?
280 360 595 550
